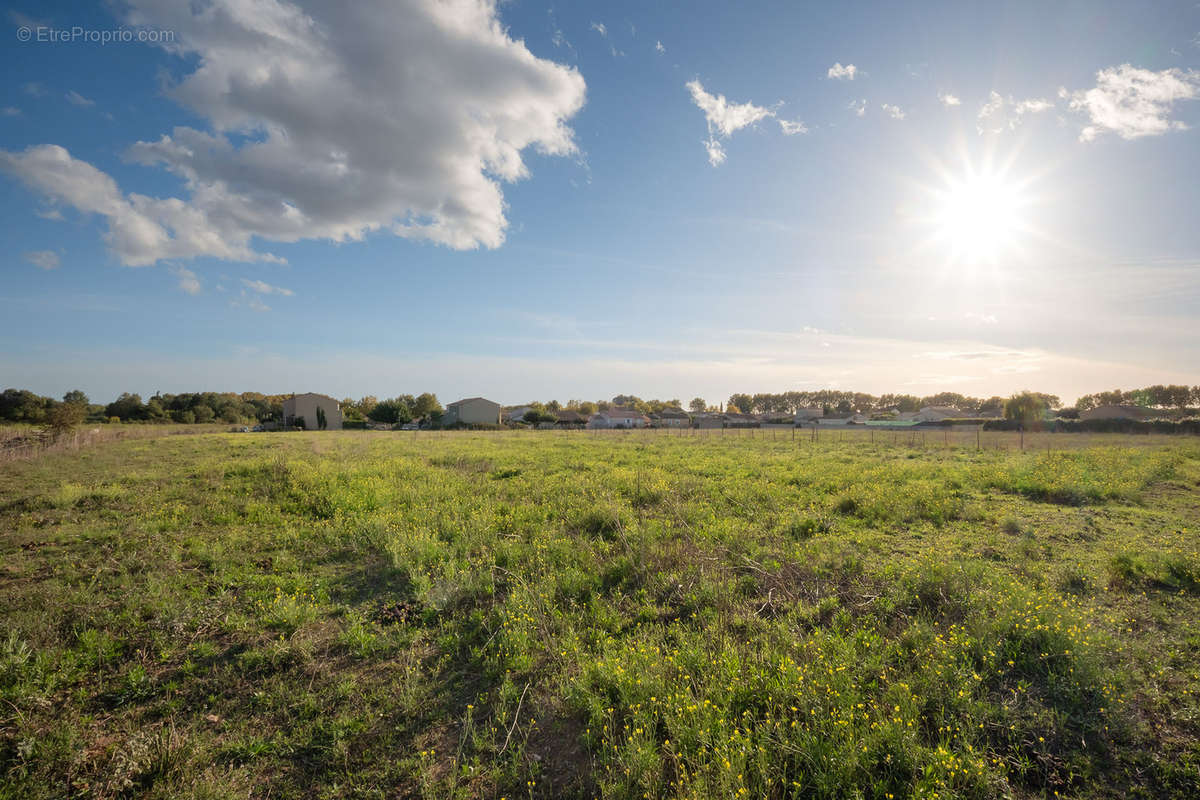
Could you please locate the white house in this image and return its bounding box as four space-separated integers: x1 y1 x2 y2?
588 406 650 428
282 392 343 430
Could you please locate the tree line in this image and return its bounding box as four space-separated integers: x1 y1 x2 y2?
4 383 1198 429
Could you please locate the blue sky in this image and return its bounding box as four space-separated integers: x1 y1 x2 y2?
2 0 1199 406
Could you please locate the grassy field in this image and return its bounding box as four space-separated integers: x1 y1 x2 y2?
2 430 1199 799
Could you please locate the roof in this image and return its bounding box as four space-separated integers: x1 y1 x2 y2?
447 396 499 407
288 392 340 403
920 406 964 413
555 410 585 422
1081 404 1155 418
599 406 647 418
655 408 690 418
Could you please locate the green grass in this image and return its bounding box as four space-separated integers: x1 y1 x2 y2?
2 430 1199 799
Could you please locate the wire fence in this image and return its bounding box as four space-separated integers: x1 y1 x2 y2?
4 421 1192 463
0 423 230 463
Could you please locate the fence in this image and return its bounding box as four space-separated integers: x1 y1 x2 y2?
0 423 229 462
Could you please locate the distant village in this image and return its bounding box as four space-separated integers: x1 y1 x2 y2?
3 385 1196 433
272 392 1187 433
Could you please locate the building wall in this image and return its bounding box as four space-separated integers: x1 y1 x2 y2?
589 414 646 428
447 398 501 425
283 394 343 430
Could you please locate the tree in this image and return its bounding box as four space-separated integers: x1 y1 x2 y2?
979 396 1005 414
193 404 215 424
62 389 89 406
316 406 328 430
43 402 86 440
412 393 442 420
369 398 411 424
105 393 145 421
1004 391 1046 429
689 397 706 413
728 393 754 415
523 409 557 425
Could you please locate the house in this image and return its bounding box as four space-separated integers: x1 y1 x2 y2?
794 406 824 422
588 406 650 428
554 410 586 427
442 397 502 426
651 408 691 428
916 406 965 423
1080 404 1155 421
504 405 534 423
282 392 343 430
693 413 725 429
816 413 868 426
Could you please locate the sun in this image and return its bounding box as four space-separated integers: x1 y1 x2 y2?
931 170 1026 264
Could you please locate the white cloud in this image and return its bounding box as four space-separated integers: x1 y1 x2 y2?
938 91 961 107
1063 64 1199 141
702 138 726 167
976 90 1054 133
686 80 775 166
848 99 866 117
686 81 774 138
2 107 21 117
1 0 586 265
827 62 858 80
655 40 665 54
881 103 906 120
0 144 280 266
22 82 45 97
24 250 60 270
34 207 63 220
230 288 271 312
65 90 95 107
241 278 294 296
778 118 808 135
590 21 607 37
172 265 201 294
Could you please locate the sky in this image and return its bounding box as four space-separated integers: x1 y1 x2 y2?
2 0 1199 407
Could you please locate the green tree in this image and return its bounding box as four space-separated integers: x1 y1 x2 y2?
689 397 706 413
62 389 89 406
316 406 327 430
412 393 442 419
105 393 145 421
728 393 754 415
523 409 557 425
43 402 86 440
1004 391 1046 429
369 398 411 424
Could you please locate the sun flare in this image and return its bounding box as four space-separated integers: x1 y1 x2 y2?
932 171 1025 263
